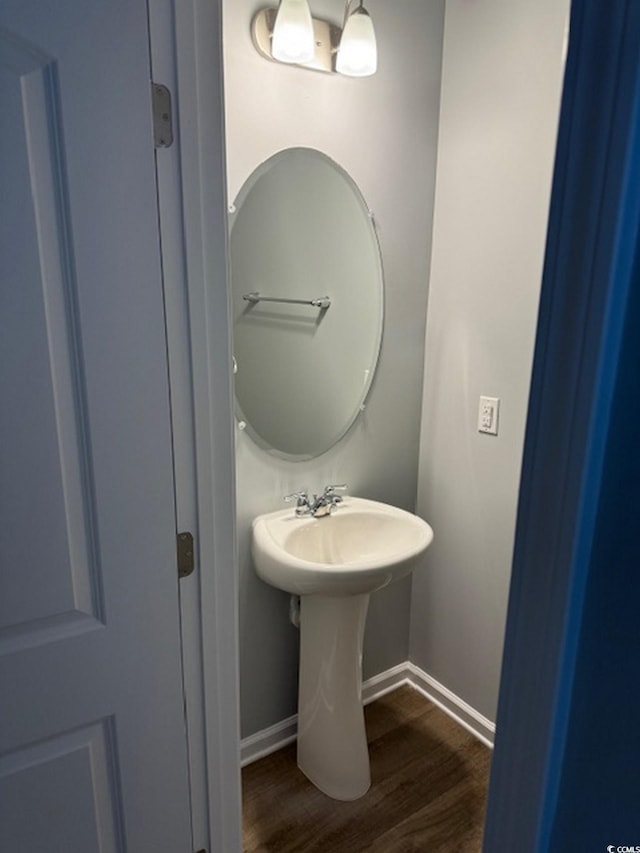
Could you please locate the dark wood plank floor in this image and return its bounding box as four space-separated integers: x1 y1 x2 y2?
242 685 491 852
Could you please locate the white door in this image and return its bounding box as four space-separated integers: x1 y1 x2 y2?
0 3 193 851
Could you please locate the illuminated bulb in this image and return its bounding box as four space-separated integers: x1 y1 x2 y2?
336 6 377 77
272 0 315 64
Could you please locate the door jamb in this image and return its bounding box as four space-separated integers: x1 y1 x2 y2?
149 2 242 851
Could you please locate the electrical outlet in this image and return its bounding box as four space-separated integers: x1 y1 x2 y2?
478 396 500 435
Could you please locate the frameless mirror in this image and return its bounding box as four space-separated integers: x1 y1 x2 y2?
230 148 384 460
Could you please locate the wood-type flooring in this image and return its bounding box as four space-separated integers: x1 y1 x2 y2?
242 685 491 852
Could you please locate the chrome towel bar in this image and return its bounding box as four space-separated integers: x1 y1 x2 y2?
243 291 331 309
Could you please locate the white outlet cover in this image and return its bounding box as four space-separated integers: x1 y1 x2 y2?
478 396 500 435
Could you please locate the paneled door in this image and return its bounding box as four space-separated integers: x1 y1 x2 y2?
0 3 193 851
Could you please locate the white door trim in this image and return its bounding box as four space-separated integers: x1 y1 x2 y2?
149 2 242 851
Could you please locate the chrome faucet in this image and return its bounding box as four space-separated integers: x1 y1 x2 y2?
284 484 347 518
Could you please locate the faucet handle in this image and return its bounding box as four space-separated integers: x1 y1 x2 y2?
284 489 310 517
322 483 347 496
284 489 309 505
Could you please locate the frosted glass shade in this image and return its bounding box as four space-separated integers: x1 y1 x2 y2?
272 0 315 64
336 8 377 77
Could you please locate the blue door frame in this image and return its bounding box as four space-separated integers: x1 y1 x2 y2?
483 1 640 850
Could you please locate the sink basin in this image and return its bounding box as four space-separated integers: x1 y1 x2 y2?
252 497 433 596
251 497 434 801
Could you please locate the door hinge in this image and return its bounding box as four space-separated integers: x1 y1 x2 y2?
177 531 194 578
151 82 173 148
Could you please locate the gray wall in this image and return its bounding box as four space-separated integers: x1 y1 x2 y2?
410 0 570 721
223 0 445 737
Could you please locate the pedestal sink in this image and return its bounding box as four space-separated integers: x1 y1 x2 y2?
251 497 434 800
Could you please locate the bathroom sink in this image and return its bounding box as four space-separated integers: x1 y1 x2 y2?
251 495 433 801
252 496 434 597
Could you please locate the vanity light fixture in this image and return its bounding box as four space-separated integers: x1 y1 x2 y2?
251 0 378 77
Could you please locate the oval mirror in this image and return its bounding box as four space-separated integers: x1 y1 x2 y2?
230 148 384 460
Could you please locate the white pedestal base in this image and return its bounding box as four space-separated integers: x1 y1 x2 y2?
297 593 371 801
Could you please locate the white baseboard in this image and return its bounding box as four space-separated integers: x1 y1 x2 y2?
240 713 297 768
362 661 410 705
240 661 495 766
404 662 495 749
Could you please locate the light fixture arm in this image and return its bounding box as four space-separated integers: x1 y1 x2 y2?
341 0 365 29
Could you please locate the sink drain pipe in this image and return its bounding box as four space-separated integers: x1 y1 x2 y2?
289 594 301 628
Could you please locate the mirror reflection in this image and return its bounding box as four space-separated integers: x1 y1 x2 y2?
230 148 384 460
